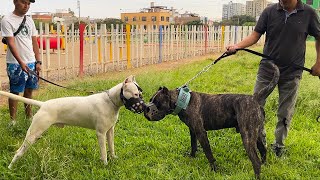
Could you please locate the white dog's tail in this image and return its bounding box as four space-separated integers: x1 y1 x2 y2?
0 91 43 107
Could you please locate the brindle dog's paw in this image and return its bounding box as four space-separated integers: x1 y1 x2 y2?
210 163 218 172
261 156 266 165
190 152 196 158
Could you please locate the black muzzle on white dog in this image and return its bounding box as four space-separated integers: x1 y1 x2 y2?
120 85 145 114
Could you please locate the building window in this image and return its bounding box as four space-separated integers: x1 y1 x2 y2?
161 16 165 21
166 17 169 22
133 17 137 21
306 0 313 5
124 16 128 22
142 16 147 21
151 16 157 21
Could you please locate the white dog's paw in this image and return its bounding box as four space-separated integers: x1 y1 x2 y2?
111 155 118 159
8 164 13 169
102 158 108 165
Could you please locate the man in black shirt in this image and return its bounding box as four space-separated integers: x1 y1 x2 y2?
226 0 320 157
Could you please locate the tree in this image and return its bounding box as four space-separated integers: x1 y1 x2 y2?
185 20 203 26
98 18 125 30
220 15 256 26
68 8 75 16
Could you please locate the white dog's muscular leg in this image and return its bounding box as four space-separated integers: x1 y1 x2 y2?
96 131 108 165
107 126 117 158
8 115 53 169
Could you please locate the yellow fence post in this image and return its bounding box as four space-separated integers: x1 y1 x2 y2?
109 42 113 62
126 24 131 68
98 37 102 63
3 44 7 55
61 25 66 50
221 26 225 49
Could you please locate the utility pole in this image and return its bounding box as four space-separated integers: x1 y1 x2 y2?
77 0 80 25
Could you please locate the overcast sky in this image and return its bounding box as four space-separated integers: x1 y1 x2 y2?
0 0 278 20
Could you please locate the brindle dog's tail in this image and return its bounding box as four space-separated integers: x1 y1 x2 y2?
253 61 280 102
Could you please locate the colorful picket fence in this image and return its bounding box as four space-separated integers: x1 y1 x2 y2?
1 24 263 81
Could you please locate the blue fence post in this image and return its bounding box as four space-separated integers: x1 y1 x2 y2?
159 25 163 63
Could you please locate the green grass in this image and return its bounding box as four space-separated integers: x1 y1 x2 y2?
1 42 320 179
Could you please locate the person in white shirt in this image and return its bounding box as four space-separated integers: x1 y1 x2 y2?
1 0 41 125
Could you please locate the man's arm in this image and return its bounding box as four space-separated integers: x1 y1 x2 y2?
6 37 28 72
32 36 41 73
311 36 320 76
32 36 40 61
226 31 262 53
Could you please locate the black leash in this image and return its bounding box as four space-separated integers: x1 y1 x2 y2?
224 48 320 122
28 70 95 94
227 48 320 79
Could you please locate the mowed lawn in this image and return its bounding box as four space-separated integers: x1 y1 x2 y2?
0 42 319 179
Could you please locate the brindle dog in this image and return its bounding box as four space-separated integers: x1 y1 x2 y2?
144 62 280 179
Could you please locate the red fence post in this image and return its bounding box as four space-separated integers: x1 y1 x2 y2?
79 23 85 77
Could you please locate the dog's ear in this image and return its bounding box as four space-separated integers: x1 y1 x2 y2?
158 87 163 91
162 86 169 94
125 75 134 84
132 75 136 82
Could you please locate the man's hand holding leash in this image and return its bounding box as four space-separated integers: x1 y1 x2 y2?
35 60 42 75
311 62 320 77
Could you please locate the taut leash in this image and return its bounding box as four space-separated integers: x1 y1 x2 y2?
184 48 319 87
233 48 320 79
222 48 320 122
28 70 95 95
183 48 320 122
183 52 233 86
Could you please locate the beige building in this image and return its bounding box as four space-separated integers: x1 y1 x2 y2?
246 1 255 17
222 1 246 20
121 2 201 27
121 12 170 27
174 11 200 25
32 12 53 23
121 2 171 28
246 0 268 19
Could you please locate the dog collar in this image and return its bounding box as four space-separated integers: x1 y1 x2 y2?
172 86 191 115
106 90 118 107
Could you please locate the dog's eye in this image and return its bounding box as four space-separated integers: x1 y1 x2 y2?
153 101 161 108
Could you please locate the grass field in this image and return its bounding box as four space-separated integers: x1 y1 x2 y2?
0 43 319 179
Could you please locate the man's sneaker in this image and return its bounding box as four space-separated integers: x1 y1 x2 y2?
271 144 285 157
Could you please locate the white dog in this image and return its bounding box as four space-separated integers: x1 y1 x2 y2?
0 75 144 169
